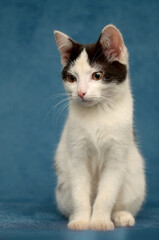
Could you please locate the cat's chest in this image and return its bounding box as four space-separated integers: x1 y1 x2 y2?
85 124 114 173
84 110 117 140
86 123 114 151
69 105 125 152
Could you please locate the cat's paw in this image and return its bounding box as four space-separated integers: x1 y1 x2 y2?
112 211 135 227
90 218 114 231
68 219 90 230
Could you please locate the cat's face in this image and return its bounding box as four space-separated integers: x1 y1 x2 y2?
54 25 128 107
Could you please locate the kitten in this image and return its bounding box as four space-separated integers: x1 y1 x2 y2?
54 24 146 231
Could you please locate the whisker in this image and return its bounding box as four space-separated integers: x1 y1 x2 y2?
44 97 69 124
98 99 110 111
100 95 115 105
55 101 70 124
56 99 69 116
46 93 70 101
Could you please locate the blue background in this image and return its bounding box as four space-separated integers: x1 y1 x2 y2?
0 0 159 239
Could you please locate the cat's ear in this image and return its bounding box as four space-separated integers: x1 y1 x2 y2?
54 31 74 66
99 24 127 63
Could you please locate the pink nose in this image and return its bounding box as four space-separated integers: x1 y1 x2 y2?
78 91 86 99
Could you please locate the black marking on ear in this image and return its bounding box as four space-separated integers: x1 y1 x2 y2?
85 41 127 84
62 41 84 81
69 40 84 62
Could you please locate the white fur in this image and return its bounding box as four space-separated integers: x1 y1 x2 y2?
54 26 146 231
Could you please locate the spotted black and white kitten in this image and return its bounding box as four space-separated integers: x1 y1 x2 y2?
54 24 145 231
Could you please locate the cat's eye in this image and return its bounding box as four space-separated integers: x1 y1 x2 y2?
92 72 103 81
67 75 77 83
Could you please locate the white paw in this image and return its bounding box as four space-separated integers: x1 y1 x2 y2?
112 211 135 227
90 217 114 231
68 219 89 230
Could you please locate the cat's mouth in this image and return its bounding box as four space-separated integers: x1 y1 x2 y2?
71 95 98 106
78 98 98 107
81 99 92 102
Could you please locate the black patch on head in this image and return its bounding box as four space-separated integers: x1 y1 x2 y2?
62 38 127 84
85 41 127 84
62 40 84 80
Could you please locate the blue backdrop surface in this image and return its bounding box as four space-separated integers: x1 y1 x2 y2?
0 0 159 239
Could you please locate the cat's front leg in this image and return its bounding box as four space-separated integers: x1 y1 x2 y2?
90 144 127 231
67 147 91 230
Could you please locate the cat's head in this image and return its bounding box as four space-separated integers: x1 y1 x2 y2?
54 24 129 107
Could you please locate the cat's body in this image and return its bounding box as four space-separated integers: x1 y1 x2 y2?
54 25 146 230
